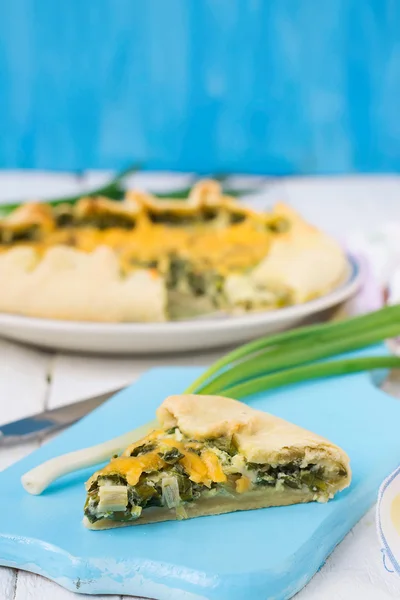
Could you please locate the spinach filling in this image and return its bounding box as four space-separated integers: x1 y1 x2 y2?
148 207 222 226
167 256 224 301
53 205 75 227
208 436 238 457
129 259 159 270
130 442 157 457
0 225 40 244
248 462 338 493
84 466 207 524
149 213 202 226
228 211 246 224
84 433 346 525
159 447 185 464
266 217 290 233
75 214 136 229
53 204 139 230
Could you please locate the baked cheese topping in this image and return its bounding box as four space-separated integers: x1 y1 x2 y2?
0 185 280 277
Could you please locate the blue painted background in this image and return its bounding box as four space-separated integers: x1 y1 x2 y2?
0 0 400 174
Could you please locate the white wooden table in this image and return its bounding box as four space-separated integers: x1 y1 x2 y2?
1 172 400 600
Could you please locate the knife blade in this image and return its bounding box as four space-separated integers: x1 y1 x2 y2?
0 386 125 446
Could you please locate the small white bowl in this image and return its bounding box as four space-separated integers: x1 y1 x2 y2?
377 465 400 574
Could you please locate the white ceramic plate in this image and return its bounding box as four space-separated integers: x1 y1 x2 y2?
0 256 362 355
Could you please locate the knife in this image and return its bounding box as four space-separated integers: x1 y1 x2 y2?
0 386 125 446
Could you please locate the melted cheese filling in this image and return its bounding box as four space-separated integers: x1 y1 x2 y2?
0 217 273 276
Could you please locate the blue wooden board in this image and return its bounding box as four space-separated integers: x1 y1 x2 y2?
1 349 400 599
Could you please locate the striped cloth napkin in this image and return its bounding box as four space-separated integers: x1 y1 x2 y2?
346 225 400 310
332 249 384 321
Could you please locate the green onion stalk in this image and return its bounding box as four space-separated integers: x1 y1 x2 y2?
21 304 400 494
0 164 142 217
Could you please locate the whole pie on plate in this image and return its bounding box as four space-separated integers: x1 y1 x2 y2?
83 394 351 529
0 180 348 322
